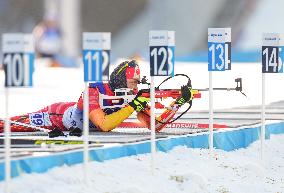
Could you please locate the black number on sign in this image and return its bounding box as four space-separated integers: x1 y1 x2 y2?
150 46 168 76
262 46 279 73
3 53 27 87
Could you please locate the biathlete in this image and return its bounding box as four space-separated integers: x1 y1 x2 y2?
0 60 193 136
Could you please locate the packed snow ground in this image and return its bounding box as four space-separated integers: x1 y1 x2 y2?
1 60 284 193
0 134 283 193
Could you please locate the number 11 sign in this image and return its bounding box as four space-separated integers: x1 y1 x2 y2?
83 32 111 82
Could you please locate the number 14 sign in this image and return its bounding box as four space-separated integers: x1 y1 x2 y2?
208 28 231 71
262 33 284 73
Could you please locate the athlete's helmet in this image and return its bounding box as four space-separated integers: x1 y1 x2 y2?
109 60 140 91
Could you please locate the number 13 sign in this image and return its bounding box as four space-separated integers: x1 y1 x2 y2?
208 28 231 71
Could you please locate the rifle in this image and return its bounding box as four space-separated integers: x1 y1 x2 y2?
98 74 197 109
133 74 246 124
138 74 246 109
99 74 246 122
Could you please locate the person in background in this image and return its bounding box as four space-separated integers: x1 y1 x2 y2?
0 60 193 137
33 12 62 67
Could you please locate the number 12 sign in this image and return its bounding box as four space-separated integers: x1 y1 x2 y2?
149 30 175 76
208 28 231 71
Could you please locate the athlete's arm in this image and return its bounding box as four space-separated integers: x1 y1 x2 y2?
137 101 179 132
89 106 134 132
137 85 193 132
77 87 135 132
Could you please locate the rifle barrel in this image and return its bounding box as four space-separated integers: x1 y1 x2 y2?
195 88 237 91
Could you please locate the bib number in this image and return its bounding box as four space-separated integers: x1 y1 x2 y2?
29 112 52 127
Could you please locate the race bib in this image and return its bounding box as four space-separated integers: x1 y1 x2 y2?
29 112 52 126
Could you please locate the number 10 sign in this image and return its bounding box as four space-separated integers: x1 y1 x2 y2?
2 33 34 87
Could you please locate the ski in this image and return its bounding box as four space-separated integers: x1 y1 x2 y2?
0 120 229 136
118 121 228 129
0 136 100 146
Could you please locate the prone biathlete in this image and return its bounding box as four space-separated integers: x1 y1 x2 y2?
0 60 193 136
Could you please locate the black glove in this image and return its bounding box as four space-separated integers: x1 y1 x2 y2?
129 91 150 112
175 85 193 106
48 128 66 138
69 127 82 137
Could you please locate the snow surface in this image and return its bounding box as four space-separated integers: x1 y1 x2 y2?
0 59 284 192
0 134 284 193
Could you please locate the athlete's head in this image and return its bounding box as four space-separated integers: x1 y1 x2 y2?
109 60 140 92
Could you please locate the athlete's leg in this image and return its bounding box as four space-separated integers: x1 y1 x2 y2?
0 102 76 132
